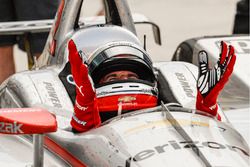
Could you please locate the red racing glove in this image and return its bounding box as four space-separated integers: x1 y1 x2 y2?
196 41 236 120
68 39 101 132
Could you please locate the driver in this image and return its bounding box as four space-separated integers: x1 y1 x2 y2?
68 39 236 133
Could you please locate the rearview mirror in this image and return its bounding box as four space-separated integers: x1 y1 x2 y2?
0 108 57 167
0 108 57 134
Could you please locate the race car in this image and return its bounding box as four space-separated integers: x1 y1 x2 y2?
0 0 249 166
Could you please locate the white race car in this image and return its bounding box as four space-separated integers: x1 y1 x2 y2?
0 0 249 166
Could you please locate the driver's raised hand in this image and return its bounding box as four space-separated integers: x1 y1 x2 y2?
196 41 236 120
68 39 95 101
68 39 101 132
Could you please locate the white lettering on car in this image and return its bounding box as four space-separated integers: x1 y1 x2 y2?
43 82 63 108
175 72 195 98
0 121 23 134
126 140 249 162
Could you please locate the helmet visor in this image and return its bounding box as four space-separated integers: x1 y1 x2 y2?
89 44 155 84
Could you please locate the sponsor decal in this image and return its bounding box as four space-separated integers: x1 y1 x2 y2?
175 72 195 98
75 100 88 111
0 121 23 134
66 74 75 85
43 82 62 108
209 104 217 110
118 96 136 103
108 42 133 47
72 113 86 126
0 108 41 113
127 140 249 162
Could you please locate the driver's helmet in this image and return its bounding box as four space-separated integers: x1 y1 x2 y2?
88 41 158 114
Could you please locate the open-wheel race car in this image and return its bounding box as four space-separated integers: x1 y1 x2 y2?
0 0 249 166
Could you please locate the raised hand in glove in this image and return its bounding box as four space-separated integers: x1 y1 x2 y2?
196 41 236 120
68 39 101 132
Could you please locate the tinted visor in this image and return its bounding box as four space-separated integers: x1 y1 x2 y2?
89 45 155 84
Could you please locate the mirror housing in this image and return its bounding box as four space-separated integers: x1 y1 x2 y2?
0 108 57 134
0 108 57 167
